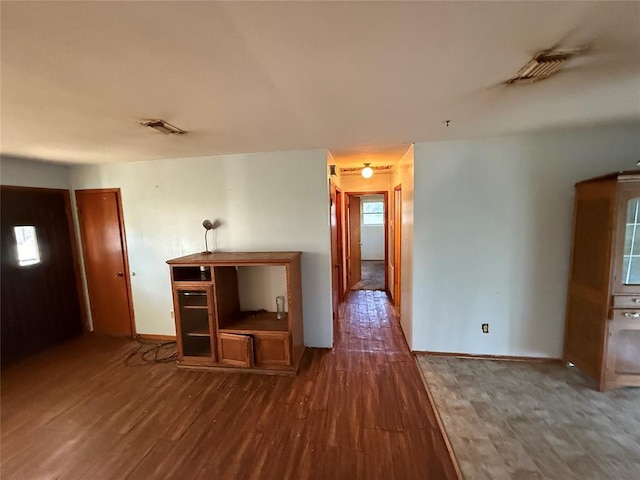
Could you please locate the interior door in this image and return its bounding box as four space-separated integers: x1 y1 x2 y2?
330 182 340 322
76 189 134 336
348 195 362 288
394 185 402 310
1 187 84 363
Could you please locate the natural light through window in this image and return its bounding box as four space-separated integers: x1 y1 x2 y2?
14 226 41 266
362 201 384 225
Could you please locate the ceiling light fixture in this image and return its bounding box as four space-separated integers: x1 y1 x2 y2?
361 163 373 179
140 119 186 135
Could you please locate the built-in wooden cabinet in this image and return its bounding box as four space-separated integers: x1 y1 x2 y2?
167 252 305 374
564 171 640 391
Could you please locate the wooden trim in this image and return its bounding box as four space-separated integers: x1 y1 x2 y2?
1 185 70 193
62 190 90 333
75 188 137 337
137 334 177 342
414 351 561 363
334 183 344 302
1 186 89 333
415 357 463 480
344 190 389 292
393 184 402 309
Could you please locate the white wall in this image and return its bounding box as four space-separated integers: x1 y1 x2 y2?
70 149 333 347
237 266 288 312
391 145 415 348
0 156 70 189
413 123 640 357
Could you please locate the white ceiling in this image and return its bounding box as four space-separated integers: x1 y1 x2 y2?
1 1 639 165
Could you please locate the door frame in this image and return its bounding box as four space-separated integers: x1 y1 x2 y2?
345 190 389 293
393 184 402 311
75 188 136 336
1 185 89 331
329 181 345 321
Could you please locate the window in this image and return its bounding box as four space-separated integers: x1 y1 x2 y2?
362 201 384 225
14 226 41 266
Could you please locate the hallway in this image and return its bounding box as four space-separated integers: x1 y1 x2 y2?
352 260 386 290
1 291 456 479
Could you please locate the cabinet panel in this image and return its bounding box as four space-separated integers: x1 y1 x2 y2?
173 285 216 365
254 333 291 367
606 310 640 388
218 333 253 367
613 187 640 294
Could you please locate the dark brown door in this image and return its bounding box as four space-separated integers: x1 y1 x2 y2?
394 185 402 310
1 187 84 364
76 189 134 336
348 195 362 288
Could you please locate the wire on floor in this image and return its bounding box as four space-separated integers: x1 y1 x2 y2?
125 338 177 367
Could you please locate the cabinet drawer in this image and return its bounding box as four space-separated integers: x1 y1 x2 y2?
218 333 253 368
253 333 291 367
612 309 640 326
612 295 640 309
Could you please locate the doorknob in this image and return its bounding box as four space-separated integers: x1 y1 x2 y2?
116 272 125 277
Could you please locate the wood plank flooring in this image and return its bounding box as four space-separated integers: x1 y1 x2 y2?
1 290 456 479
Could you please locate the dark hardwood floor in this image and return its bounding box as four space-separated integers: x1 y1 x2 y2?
1 290 456 479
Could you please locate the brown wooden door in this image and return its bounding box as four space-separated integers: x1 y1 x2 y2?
348 195 362 288
394 185 402 310
330 182 341 322
76 189 134 336
1 187 84 363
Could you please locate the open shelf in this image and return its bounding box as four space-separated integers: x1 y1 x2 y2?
173 266 211 282
219 311 288 334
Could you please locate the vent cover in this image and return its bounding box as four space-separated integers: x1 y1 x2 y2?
507 49 582 84
140 119 186 135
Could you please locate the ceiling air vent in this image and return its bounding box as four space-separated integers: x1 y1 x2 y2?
507 49 582 85
140 119 186 135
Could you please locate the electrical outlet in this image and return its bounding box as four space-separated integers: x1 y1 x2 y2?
482 323 489 334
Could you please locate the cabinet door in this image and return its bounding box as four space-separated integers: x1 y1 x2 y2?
613 186 640 294
605 310 640 389
254 333 291 367
218 333 253 367
174 285 216 365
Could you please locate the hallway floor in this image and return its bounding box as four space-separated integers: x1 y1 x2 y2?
1 291 456 479
353 260 385 290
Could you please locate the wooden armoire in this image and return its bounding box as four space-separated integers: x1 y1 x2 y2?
564 171 640 391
